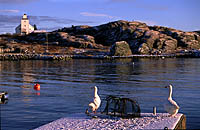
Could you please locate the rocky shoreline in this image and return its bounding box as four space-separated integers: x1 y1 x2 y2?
0 50 200 61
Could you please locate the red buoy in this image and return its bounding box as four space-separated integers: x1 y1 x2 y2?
34 84 40 91
35 92 40 96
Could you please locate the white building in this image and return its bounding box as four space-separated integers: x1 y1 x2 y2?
15 14 35 35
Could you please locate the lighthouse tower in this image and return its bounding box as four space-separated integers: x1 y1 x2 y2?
21 14 30 34
15 14 34 35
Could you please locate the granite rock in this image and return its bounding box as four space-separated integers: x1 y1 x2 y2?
110 41 132 56
58 20 200 54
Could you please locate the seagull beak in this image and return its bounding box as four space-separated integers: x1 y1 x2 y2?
165 86 168 88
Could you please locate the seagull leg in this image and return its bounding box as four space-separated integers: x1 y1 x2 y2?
93 108 97 114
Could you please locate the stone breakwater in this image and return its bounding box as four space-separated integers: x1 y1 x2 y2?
0 54 72 61
0 51 200 61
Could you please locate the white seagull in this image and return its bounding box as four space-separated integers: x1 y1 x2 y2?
164 85 180 117
89 86 101 114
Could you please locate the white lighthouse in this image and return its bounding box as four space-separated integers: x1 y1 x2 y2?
15 14 35 35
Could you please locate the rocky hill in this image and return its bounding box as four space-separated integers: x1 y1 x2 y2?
56 20 200 55
194 31 200 35
2 20 200 56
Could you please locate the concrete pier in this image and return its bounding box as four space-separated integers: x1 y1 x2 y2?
34 113 186 130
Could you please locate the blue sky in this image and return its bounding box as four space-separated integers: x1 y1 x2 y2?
0 0 199 34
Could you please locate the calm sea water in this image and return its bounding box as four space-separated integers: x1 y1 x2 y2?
0 58 200 130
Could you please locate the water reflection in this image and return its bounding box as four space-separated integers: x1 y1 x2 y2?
0 59 200 129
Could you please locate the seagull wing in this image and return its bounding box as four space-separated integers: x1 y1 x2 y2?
94 95 101 109
89 102 96 111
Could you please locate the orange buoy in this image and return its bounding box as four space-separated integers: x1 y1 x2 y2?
34 84 40 91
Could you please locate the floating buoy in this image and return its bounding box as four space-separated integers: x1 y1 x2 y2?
34 84 40 91
35 92 40 96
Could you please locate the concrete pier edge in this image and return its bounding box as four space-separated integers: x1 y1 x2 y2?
34 113 186 130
